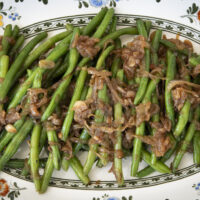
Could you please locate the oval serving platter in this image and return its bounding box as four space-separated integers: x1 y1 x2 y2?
2 14 200 193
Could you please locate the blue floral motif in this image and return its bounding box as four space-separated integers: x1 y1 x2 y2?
89 0 109 7
107 197 120 200
192 182 200 195
8 13 19 21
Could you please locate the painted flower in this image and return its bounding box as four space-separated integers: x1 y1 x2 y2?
198 10 200 21
8 12 19 21
0 15 3 27
89 0 109 7
0 179 9 196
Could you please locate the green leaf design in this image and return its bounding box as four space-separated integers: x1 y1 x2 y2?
128 196 133 200
0 2 4 10
1 12 7 16
189 6 192 14
113 0 117 7
142 182 150 185
34 27 42 32
187 169 195 174
8 191 15 200
66 19 73 23
83 1 89 8
78 19 85 24
56 23 64 27
14 182 19 188
191 3 198 14
38 0 48 4
165 25 173 30
42 0 48 5
177 26 185 31
188 17 193 23
110 0 113 7
122 19 130 23
164 177 173 181
155 20 163 25
122 197 127 200
44 22 52 27
79 1 82 9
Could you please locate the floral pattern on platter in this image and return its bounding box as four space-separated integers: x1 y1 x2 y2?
76 0 161 8
192 182 200 196
92 194 133 200
15 0 48 5
181 3 200 24
0 2 21 28
0 179 26 200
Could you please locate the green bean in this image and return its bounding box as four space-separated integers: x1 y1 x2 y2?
0 32 48 102
193 131 200 165
114 69 124 186
5 158 47 169
83 84 107 175
174 75 191 138
30 69 43 191
0 116 26 152
0 55 9 78
69 156 90 185
152 29 162 53
136 19 148 39
0 130 6 141
160 39 189 56
47 130 61 170
8 67 41 109
21 126 47 177
109 16 117 34
137 134 177 177
39 128 47 153
134 20 150 105
189 55 200 66
23 31 71 70
51 53 69 79
66 24 74 31
98 27 138 49
5 159 26 169
43 57 63 83
0 118 33 170
61 154 69 171
131 76 160 176
174 100 191 137
41 28 80 121
111 39 121 77
141 149 171 174
61 28 138 142
40 153 54 194
145 20 152 36
73 129 91 155
0 24 12 56
165 50 176 128
148 30 163 163
172 106 200 172
12 25 20 39
150 93 159 164
9 34 25 60
30 124 42 192
82 7 107 36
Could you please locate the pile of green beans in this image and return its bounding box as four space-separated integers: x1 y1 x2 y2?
0 8 200 194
